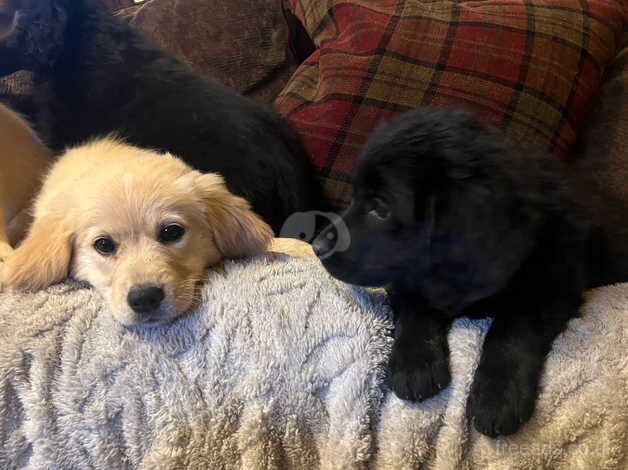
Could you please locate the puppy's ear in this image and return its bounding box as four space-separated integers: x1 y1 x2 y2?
1 215 73 290
195 173 273 258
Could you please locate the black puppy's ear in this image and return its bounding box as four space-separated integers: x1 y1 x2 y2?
415 195 437 252
413 171 441 224
425 195 436 234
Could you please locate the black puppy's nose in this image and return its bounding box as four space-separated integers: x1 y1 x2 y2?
312 225 335 258
127 284 165 314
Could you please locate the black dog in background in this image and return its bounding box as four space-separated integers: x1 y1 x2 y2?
313 107 628 437
0 0 319 233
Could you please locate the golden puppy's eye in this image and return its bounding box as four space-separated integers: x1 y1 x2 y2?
93 236 117 256
158 224 185 244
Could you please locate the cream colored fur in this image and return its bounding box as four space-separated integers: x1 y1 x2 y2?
1 138 272 325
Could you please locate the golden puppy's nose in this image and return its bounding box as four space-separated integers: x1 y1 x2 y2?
127 284 165 314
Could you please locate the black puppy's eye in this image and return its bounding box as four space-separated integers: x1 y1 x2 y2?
93 236 116 256
159 224 185 244
368 198 391 221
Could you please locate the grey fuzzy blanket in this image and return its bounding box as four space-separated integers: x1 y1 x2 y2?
0 254 626 469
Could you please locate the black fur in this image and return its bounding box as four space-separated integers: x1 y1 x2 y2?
313 107 626 436
0 0 320 233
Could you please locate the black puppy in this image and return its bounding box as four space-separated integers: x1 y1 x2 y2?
313 107 624 437
0 0 318 233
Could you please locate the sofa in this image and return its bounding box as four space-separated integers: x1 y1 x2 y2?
0 1 626 468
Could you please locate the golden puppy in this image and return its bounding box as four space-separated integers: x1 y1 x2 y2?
0 102 51 260
1 138 273 326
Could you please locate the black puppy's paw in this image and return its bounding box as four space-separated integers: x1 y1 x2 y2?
389 341 451 402
468 368 536 437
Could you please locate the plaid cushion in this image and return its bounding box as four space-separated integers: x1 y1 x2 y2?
275 0 626 208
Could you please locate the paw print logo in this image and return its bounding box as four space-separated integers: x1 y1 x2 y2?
279 211 350 259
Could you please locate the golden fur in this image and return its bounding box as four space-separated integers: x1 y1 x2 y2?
0 102 51 260
1 138 273 326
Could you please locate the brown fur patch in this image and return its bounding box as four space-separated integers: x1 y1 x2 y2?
0 102 51 259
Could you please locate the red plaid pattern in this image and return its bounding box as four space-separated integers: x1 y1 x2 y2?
276 0 626 208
